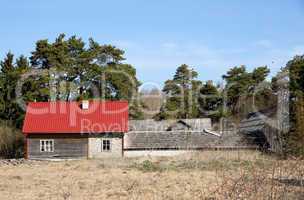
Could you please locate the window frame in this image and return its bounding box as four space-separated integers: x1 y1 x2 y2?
40 139 54 152
101 139 111 152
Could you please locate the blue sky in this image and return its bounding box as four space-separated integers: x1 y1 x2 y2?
1 0 304 88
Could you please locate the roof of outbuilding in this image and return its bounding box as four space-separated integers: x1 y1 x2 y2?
22 101 129 134
128 118 212 132
124 131 252 149
125 119 253 149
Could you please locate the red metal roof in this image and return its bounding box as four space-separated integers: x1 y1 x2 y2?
22 101 129 134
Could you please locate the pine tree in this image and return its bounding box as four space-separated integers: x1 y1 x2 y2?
0 53 23 126
155 64 201 119
222 65 270 116
198 81 223 121
29 34 143 119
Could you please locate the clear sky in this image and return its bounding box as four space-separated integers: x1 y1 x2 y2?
1 0 304 88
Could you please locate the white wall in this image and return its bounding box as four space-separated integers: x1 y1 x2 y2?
124 150 190 157
88 137 122 158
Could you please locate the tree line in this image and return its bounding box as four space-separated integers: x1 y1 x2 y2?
153 64 274 122
0 34 303 157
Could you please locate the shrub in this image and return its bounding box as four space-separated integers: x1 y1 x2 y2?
0 123 24 158
141 160 157 171
135 160 161 172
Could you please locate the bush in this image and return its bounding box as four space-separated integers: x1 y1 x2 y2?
141 160 157 171
0 123 24 158
135 160 161 172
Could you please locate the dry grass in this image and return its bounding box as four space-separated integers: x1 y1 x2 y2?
0 150 303 200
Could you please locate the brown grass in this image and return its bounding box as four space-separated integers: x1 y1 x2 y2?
0 150 303 200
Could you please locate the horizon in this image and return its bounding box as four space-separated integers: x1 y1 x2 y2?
1 0 304 87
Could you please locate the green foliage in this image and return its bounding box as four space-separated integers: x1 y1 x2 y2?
129 102 144 120
222 66 250 115
198 81 224 121
140 160 158 172
251 66 270 85
156 64 272 121
288 55 304 94
0 34 143 126
0 53 26 127
155 64 202 120
286 55 304 156
29 34 124 100
222 65 271 117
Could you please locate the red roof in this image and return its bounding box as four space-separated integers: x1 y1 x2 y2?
22 101 129 134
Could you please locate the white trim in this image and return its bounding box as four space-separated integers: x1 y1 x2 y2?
128 131 206 133
40 139 54 152
203 129 221 137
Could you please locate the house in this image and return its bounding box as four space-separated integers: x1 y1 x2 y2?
22 100 129 159
23 101 255 160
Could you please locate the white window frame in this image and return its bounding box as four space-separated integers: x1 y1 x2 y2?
40 139 54 152
101 139 111 152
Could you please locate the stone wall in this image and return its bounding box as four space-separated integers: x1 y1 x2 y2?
88 133 123 158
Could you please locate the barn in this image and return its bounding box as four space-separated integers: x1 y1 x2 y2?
22 101 129 159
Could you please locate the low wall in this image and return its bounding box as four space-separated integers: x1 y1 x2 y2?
124 150 190 157
123 146 259 157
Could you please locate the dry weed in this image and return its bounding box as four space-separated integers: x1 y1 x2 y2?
0 150 303 199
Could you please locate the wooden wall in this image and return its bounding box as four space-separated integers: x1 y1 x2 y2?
27 134 88 159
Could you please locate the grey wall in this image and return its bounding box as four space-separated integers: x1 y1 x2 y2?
27 134 88 159
124 131 221 150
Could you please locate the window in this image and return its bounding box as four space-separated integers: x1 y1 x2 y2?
40 140 54 152
101 139 111 152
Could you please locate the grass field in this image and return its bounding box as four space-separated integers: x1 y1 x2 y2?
0 151 303 200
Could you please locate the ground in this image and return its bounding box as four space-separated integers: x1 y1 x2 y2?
0 151 303 200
